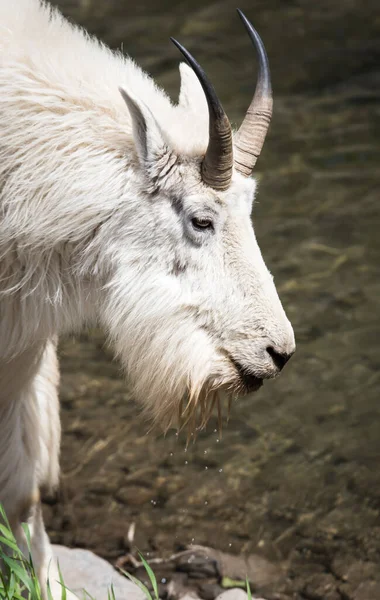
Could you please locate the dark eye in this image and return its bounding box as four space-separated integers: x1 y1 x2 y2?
191 217 214 231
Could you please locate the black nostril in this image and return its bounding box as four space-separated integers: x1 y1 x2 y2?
266 346 294 371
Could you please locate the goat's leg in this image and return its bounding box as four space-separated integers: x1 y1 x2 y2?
0 341 76 599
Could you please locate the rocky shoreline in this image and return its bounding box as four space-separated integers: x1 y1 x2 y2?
53 531 380 600
54 545 267 600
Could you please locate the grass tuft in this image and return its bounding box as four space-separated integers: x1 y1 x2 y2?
0 504 160 600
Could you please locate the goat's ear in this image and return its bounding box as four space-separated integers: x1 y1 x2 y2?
119 87 168 167
178 62 207 113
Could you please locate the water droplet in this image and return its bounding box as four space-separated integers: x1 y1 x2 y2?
161 578 167 584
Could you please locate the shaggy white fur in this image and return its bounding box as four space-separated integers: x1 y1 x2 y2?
0 1 295 597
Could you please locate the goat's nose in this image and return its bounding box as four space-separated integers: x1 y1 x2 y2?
266 345 295 372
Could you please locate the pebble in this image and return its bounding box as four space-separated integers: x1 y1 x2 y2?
114 485 153 506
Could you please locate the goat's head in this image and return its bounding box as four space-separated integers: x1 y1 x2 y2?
102 11 295 431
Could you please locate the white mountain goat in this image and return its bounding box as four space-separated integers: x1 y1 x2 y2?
0 0 295 596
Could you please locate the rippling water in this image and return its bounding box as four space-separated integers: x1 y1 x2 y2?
45 0 380 597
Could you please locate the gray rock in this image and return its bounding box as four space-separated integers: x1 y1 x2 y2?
53 545 146 600
215 591 248 600
197 583 224 600
215 591 267 600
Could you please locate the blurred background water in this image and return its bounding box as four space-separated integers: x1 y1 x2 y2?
45 1 380 597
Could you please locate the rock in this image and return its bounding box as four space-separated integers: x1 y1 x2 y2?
215 592 267 600
174 547 283 588
350 581 380 600
215 591 248 600
53 545 146 600
197 582 224 600
167 572 191 599
176 552 220 579
114 485 153 506
302 573 341 600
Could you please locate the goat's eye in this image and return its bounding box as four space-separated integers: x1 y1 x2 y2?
191 217 213 231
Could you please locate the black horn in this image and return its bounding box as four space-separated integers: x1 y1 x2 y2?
171 38 233 191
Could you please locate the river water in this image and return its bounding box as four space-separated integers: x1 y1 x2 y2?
44 1 380 598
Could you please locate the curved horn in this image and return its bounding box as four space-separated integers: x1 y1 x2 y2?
171 38 233 191
234 10 273 177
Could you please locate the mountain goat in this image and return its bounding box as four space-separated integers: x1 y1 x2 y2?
0 0 295 596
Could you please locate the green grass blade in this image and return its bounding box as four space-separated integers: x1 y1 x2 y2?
246 577 252 600
21 521 37 576
221 576 246 589
1 556 32 592
138 553 159 600
56 562 78 600
0 505 12 528
29 568 43 600
0 525 17 544
57 562 67 600
46 579 55 600
0 535 20 553
21 524 32 552
119 569 153 600
6 570 16 599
